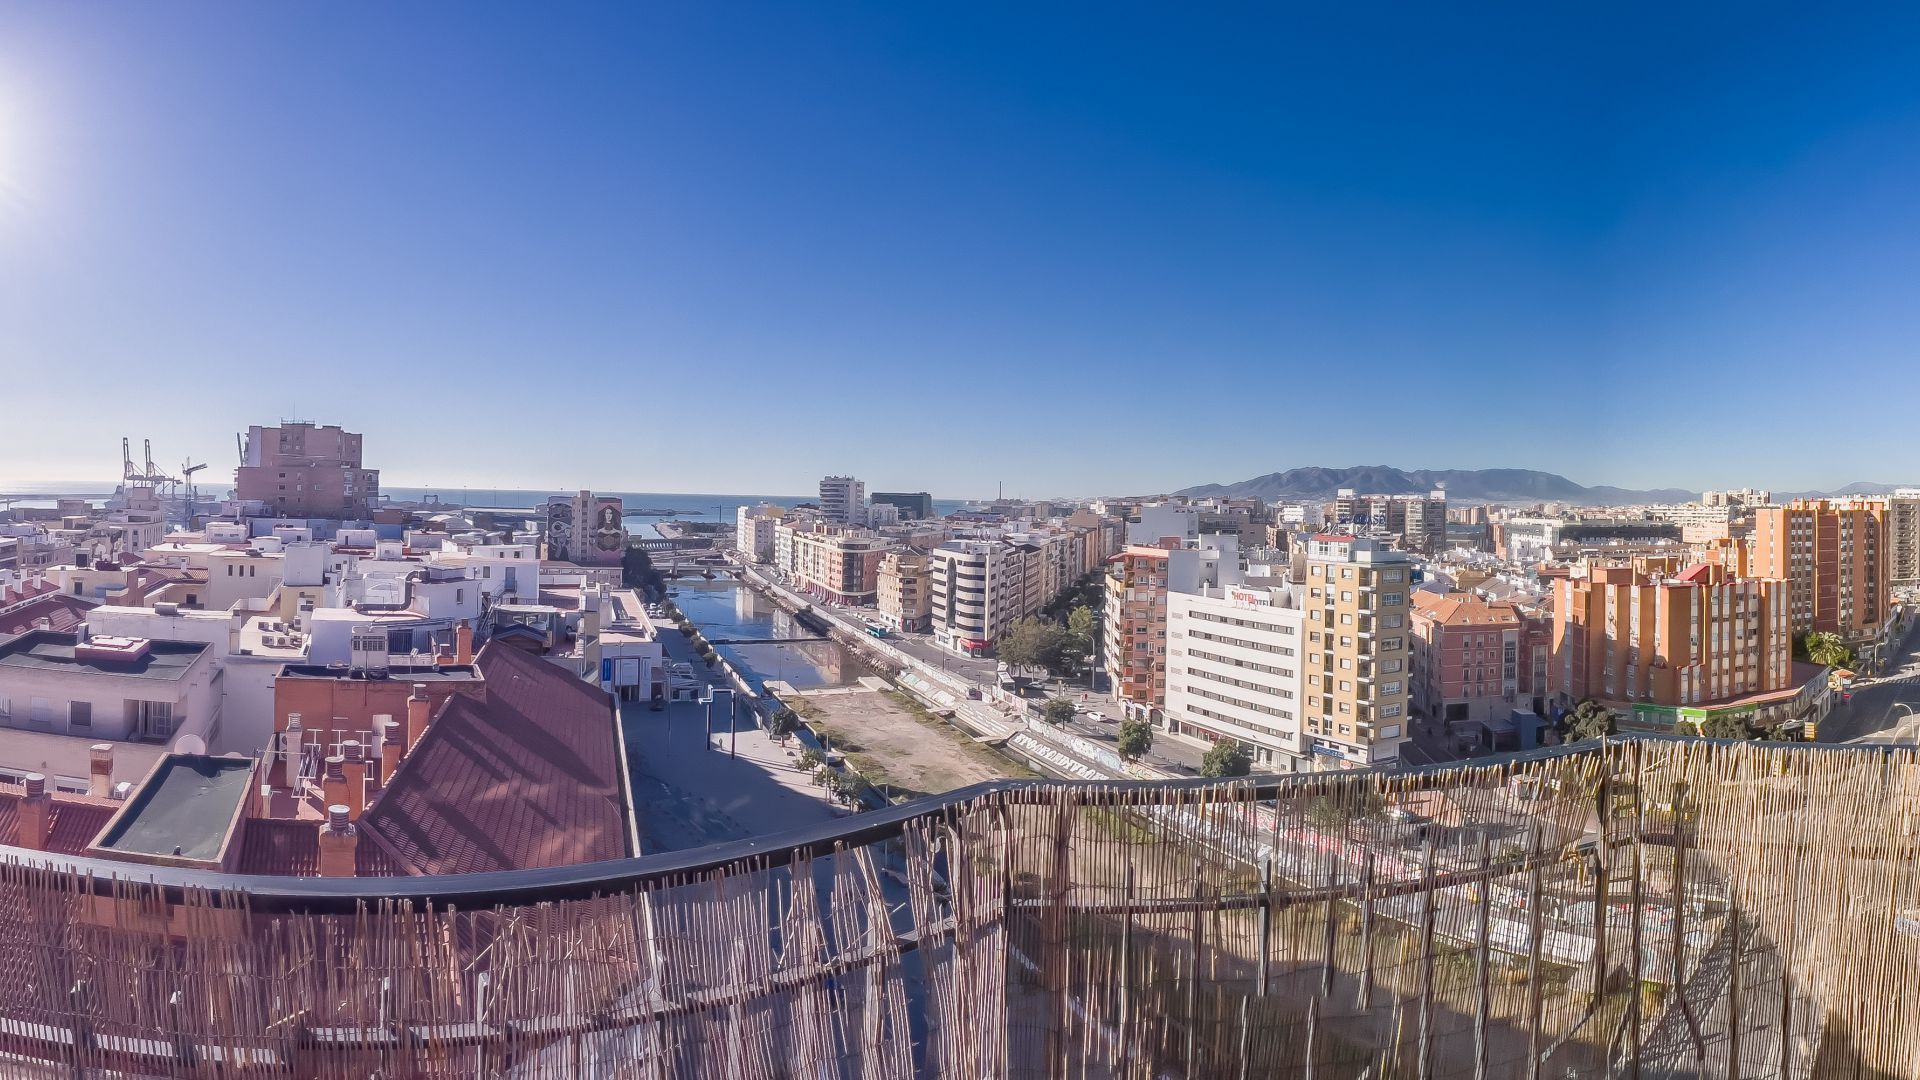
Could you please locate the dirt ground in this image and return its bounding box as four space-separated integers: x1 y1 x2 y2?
792 687 1038 800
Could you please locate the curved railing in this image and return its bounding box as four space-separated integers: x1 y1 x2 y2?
0 735 1911 1077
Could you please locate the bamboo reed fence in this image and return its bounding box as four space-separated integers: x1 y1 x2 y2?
0 738 1908 1077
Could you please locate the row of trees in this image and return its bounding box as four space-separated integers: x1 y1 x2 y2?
995 606 1099 677
1560 696 1790 743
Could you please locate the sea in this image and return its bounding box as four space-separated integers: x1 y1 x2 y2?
2 483 971 539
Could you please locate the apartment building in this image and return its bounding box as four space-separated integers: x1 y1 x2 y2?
776 521 892 606
1550 557 1795 728
1301 536 1411 770
0 629 221 792
871 492 935 520
876 552 932 632
929 542 1013 655
1329 490 1448 554
1886 490 1920 590
1164 559 1307 769
1750 499 1889 645
1704 488 1772 508
1408 592 1522 726
818 476 867 526
1104 545 1171 718
734 504 784 564
234 422 381 519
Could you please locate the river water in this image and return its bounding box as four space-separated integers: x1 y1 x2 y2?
669 579 872 691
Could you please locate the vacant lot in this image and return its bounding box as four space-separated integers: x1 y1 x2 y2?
795 687 1038 800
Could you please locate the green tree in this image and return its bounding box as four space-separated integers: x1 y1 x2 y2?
996 618 1081 676
1698 713 1758 740
1802 631 1853 670
1200 740 1253 778
1067 605 1097 652
769 707 799 741
1043 698 1078 725
1116 716 1154 761
796 747 823 771
1563 699 1616 742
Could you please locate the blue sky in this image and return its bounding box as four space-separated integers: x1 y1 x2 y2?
3 4 1919 499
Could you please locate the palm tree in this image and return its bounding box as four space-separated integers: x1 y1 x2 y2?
1803 632 1853 670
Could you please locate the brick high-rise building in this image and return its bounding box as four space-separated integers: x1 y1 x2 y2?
1301 535 1411 770
1749 499 1889 646
1550 556 1793 724
235 422 379 518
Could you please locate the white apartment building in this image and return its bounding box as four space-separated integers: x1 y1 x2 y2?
819 476 867 526
928 542 1018 654
735 504 783 563
0 628 222 791
1166 575 1308 770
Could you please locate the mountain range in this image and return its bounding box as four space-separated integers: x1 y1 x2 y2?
1171 467 1915 506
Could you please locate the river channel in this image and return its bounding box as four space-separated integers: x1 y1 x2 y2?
668 579 873 691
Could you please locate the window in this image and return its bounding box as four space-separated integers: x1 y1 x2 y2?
68 701 91 729
1341 591 1353 602
131 700 176 742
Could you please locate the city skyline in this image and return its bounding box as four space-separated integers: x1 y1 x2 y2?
7 6 1920 492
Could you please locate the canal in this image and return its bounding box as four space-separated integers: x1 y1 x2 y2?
669 579 874 691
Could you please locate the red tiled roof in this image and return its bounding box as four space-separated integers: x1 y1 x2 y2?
0 594 95 638
0 790 120 855
358 643 632 875
233 818 399 876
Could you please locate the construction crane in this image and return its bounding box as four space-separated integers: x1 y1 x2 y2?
181 459 208 528
120 437 176 487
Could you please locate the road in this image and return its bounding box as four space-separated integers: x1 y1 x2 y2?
1820 615 1920 744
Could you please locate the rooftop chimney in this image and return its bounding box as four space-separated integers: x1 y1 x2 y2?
316 805 357 877
281 714 304 789
370 714 395 781
322 755 347 811
87 744 113 799
340 741 367 819
375 716 402 786
405 684 431 753
17 774 51 851
455 620 473 665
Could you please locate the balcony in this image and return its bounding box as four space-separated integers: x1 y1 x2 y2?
0 738 1898 1076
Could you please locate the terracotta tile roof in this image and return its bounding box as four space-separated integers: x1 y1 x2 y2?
0 790 120 855
358 643 632 875
1410 591 1520 628
0 594 96 637
232 818 398 876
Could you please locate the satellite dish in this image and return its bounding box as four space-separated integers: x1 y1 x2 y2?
174 734 208 756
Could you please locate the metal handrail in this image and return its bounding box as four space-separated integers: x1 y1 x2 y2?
0 734 1891 914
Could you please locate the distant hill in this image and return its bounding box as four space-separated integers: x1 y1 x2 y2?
1172 466 1697 506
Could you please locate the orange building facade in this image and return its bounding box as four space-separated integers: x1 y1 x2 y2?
1749 498 1889 646
1551 557 1793 717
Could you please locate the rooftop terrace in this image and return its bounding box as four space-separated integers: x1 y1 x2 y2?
0 629 206 680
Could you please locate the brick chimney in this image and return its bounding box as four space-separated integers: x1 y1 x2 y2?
17 774 51 850
321 755 347 810
405 684 431 752
455 620 473 665
376 717 402 786
316 805 357 877
87 744 113 798
340 741 367 819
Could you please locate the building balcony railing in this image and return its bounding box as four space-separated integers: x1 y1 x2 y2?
0 737 1905 1077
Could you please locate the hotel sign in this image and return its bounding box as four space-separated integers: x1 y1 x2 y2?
1229 588 1269 608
